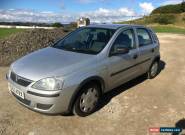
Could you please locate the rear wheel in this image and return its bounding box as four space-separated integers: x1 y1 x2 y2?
148 60 159 79
73 83 101 117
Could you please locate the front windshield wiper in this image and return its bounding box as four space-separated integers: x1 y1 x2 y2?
53 45 97 55
53 45 74 51
74 49 98 54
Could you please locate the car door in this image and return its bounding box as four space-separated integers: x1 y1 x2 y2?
135 27 157 73
107 28 140 89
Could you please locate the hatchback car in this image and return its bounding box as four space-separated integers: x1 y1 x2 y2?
6 24 160 117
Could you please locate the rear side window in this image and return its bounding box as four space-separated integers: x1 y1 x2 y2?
150 30 159 44
136 28 152 47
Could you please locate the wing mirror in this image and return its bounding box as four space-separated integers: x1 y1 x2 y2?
110 46 129 56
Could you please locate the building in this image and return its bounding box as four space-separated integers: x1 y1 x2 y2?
77 17 90 28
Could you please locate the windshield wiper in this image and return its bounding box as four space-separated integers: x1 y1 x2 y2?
54 45 75 51
53 46 97 55
74 49 97 54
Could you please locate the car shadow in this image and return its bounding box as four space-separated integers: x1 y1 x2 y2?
172 119 185 135
96 60 166 113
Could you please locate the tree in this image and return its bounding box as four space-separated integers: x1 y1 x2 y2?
85 18 90 25
181 1 185 12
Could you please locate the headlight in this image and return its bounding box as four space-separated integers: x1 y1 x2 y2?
32 77 64 91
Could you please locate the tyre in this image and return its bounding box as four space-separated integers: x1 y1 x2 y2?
73 82 101 117
148 60 159 79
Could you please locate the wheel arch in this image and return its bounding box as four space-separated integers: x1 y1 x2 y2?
149 55 160 71
153 55 160 63
67 76 105 113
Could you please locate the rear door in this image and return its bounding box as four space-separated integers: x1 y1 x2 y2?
135 27 157 73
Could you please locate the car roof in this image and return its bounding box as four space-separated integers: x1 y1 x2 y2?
86 24 146 30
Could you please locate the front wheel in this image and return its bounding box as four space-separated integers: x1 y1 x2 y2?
73 83 101 117
148 61 159 79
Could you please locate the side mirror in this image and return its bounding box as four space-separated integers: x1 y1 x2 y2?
111 46 129 56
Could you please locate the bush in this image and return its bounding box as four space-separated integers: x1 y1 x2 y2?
70 22 77 28
52 22 63 28
141 16 153 24
154 14 176 24
183 17 185 22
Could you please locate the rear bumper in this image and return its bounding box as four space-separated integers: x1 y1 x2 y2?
6 74 77 114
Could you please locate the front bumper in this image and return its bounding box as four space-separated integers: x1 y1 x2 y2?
6 74 76 114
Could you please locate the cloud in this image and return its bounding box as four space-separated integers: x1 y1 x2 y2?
161 0 182 5
139 2 155 14
0 9 75 23
0 7 137 23
80 7 137 23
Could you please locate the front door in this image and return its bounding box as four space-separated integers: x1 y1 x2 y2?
107 28 140 89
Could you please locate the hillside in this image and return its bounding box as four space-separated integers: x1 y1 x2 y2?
116 2 185 33
119 13 185 26
151 2 185 14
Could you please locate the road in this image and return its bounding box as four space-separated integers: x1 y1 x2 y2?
0 33 185 135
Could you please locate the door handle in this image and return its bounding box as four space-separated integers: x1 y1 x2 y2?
151 48 155 53
133 54 138 59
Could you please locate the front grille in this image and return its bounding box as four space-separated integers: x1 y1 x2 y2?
12 92 31 106
10 72 32 87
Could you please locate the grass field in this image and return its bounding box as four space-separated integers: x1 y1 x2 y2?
150 25 185 34
0 25 185 40
0 28 25 38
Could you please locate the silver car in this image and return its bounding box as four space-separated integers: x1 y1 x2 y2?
6 24 160 117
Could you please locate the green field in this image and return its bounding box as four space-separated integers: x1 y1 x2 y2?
150 25 185 34
0 26 185 40
0 28 25 38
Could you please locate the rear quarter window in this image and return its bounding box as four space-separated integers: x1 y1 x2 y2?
148 29 159 44
136 28 153 47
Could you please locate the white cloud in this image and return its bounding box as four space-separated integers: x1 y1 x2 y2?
80 7 136 23
0 7 137 23
139 2 155 14
161 0 182 5
0 9 75 23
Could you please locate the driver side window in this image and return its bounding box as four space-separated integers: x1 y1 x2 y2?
110 29 136 54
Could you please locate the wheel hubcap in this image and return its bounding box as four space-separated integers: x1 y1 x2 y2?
151 62 158 77
80 88 98 113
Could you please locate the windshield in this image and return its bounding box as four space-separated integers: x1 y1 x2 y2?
53 27 115 55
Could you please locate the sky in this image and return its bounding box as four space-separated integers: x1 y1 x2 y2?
0 0 183 23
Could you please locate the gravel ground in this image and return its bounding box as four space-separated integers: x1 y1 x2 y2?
0 28 67 66
0 33 185 135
